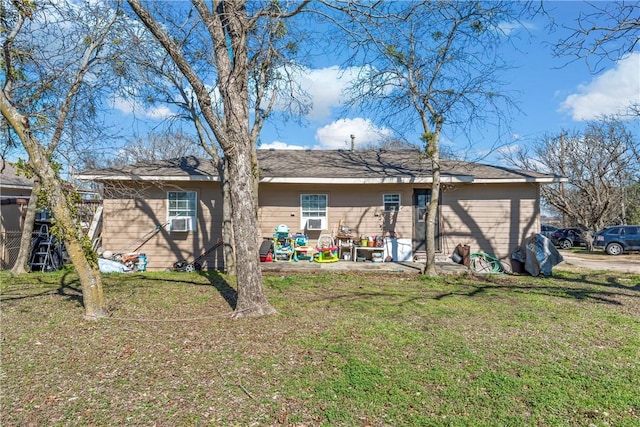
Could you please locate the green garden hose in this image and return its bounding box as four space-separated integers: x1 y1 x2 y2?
470 252 504 273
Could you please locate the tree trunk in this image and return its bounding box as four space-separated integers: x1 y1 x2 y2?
1 95 108 319
218 159 236 275
10 181 39 275
423 125 442 277
226 139 276 318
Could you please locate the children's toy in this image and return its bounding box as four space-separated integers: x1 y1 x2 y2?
313 234 339 263
291 233 312 261
273 224 294 261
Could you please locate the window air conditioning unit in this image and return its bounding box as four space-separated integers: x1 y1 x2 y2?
170 217 191 232
306 219 323 230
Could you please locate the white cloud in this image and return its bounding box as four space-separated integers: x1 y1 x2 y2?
314 118 392 149
110 96 174 120
258 141 305 150
498 21 536 36
294 66 366 121
560 52 640 120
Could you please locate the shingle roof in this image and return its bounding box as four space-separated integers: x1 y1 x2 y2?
78 149 562 184
0 162 34 189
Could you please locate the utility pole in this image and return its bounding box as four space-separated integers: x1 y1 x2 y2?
350 134 355 151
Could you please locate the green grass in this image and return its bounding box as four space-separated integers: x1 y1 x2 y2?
1 267 639 426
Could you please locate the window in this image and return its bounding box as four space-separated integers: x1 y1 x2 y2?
606 227 621 235
416 191 431 223
301 194 327 230
383 194 401 212
167 191 197 232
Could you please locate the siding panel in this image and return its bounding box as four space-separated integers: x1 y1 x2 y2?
440 183 540 259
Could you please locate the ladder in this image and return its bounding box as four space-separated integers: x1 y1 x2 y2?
29 224 62 272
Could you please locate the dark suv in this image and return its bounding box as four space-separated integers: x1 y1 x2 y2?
550 227 590 249
593 225 640 255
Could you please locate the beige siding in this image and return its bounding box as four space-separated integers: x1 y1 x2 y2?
258 183 413 242
440 183 540 259
101 180 542 270
101 181 223 271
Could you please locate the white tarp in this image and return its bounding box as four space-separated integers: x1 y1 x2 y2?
98 258 132 273
384 238 413 262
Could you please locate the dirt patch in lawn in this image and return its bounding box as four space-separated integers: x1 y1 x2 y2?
556 250 640 274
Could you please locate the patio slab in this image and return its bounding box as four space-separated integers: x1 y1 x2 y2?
260 259 468 274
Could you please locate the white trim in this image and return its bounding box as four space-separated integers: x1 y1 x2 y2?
471 177 567 184
77 174 565 185
261 176 473 184
77 174 219 182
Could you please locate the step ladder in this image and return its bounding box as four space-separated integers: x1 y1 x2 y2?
29 224 63 272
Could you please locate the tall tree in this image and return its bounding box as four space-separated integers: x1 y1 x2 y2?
327 1 523 275
503 119 640 230
120 2 310 277
1 0 130 318
126 0 309 317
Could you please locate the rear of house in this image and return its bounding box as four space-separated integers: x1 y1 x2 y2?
80 149 561 271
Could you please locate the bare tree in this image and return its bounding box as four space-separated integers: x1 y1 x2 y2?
503 119 639 230
126 0 310 318
1 0 132 318
324 1 524 275
118 3 310 277
108 131 206 166
554 2 640 74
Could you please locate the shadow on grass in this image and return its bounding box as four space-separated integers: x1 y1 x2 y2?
431 272 639 306
2 268 239 313
56 270 83 307
0 270 81 304
124 270 238 310
295 271 639 309
200 271 237 309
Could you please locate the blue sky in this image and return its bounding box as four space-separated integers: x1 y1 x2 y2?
110 1 639 165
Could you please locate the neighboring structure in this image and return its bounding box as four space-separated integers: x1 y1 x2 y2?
78 149 564 271
0 162 33 269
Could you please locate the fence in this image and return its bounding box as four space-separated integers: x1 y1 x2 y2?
0 231 23 270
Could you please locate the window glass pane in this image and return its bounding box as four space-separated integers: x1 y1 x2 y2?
168 191 196 217
301 194 327 218
384 194 400 211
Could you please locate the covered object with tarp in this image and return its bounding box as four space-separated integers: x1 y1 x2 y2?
512 234 564 276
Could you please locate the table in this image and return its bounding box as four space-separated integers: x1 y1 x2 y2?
353 245 385 262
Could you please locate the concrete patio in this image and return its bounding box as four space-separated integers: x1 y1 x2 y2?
260 258 469 274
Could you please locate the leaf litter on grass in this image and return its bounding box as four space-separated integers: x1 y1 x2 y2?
2 269 639 426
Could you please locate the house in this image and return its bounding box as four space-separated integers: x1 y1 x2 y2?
77 149 564 271
0 162 34 269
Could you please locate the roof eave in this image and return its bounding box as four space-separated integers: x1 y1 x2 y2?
260 176 475 184
471 177 567 184
76 174 220 182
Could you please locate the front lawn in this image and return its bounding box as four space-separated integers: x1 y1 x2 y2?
2 268 639 426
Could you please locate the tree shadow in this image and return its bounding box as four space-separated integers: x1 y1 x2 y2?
201 271 238 309
56 270 84 307
125 270 238 310
295 271 638 310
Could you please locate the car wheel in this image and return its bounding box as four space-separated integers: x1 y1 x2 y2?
559 239 573 249
606 243 623 256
